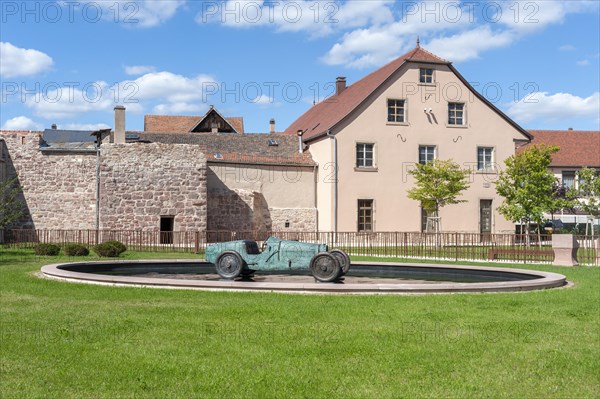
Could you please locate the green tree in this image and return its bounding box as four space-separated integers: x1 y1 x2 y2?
0 178 24 230
495 144 559 237
577 167 600 235
548 180 578 222
407 159 471 231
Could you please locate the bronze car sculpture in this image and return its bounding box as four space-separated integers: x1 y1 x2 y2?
205 237 350 282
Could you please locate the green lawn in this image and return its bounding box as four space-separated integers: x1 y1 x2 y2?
1 248 599 398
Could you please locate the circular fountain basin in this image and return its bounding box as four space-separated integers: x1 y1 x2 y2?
40 260 567 295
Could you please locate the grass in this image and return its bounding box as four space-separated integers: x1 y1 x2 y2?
1 247 599 398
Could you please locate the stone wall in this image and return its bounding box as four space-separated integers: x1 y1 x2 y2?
1 132 207 231
99 143 207 231
268 208 317 232
2 131 314 234
1 132 96 229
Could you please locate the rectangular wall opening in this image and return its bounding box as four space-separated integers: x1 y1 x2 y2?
160 216 174 245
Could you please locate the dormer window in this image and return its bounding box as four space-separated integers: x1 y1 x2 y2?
387 99 406 123
420 68 433 84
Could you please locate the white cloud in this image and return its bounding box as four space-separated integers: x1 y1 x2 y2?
577 59 590 66
23 71 216 119
1 116 43 131
26 81 116 119
198 0 394 37
124 65 156 75
123 71 216 103
0 42 53 78
559 44 576 51
62 123 111 131
506 91 600 123
322 0 599 68
253 95 274 104
75 0 185 28
425 27 515 62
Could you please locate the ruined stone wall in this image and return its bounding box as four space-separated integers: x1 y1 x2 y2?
100 143 207 231
1 133 208 232
0 132 97 229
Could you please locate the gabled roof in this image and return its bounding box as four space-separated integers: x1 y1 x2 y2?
522 130 600 167
284 45 532 142
144 108 244 134
137 132 314 166
189 107 241 133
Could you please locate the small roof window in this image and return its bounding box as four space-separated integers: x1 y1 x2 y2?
267 139 278 147
214 152 223 159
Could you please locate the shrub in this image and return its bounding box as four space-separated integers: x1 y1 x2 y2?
103 240 127 255
94 240 127 257
34 243 60 256
64 243 89 257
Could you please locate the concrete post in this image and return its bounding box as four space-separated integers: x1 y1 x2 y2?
552 234 579 266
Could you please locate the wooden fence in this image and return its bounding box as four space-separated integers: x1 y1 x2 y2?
2 229 598 265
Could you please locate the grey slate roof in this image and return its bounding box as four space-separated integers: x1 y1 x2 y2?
42 129 95 143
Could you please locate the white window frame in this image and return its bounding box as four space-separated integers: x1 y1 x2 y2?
448 102 466 126
418 145 436 165
356 143 375 169
387 98 406 124
477 147 495 171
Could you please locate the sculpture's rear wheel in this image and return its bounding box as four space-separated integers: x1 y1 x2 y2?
310 253 342 282
215 251 244 279
329 249 351 275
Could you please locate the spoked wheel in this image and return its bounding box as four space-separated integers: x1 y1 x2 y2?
215 251 244 279
329 249 351 275
310 253 342 282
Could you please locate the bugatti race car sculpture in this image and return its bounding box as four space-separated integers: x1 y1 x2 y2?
205 237 350 282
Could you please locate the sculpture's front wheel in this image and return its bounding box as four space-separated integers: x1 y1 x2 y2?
215 251 244 279
329 249 351 275
310 253 342 282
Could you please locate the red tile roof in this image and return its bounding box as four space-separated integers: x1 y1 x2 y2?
144 115 245 133
284 47 448 141
284 45 531 141
523 130 600 167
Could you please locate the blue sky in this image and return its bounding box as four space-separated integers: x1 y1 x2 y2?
1 0 599 133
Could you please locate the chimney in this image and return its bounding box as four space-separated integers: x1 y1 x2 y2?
114 105 126 144
269 118 276 134
336 77 347 95
51 123 57 130
297 130 304 154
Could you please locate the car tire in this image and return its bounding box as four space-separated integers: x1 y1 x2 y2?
310 252 342 282
329 249 351 275
215 251 244 279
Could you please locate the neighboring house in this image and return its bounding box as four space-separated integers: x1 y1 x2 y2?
144 106 244 134
524 129 600 228
285 43 532 233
